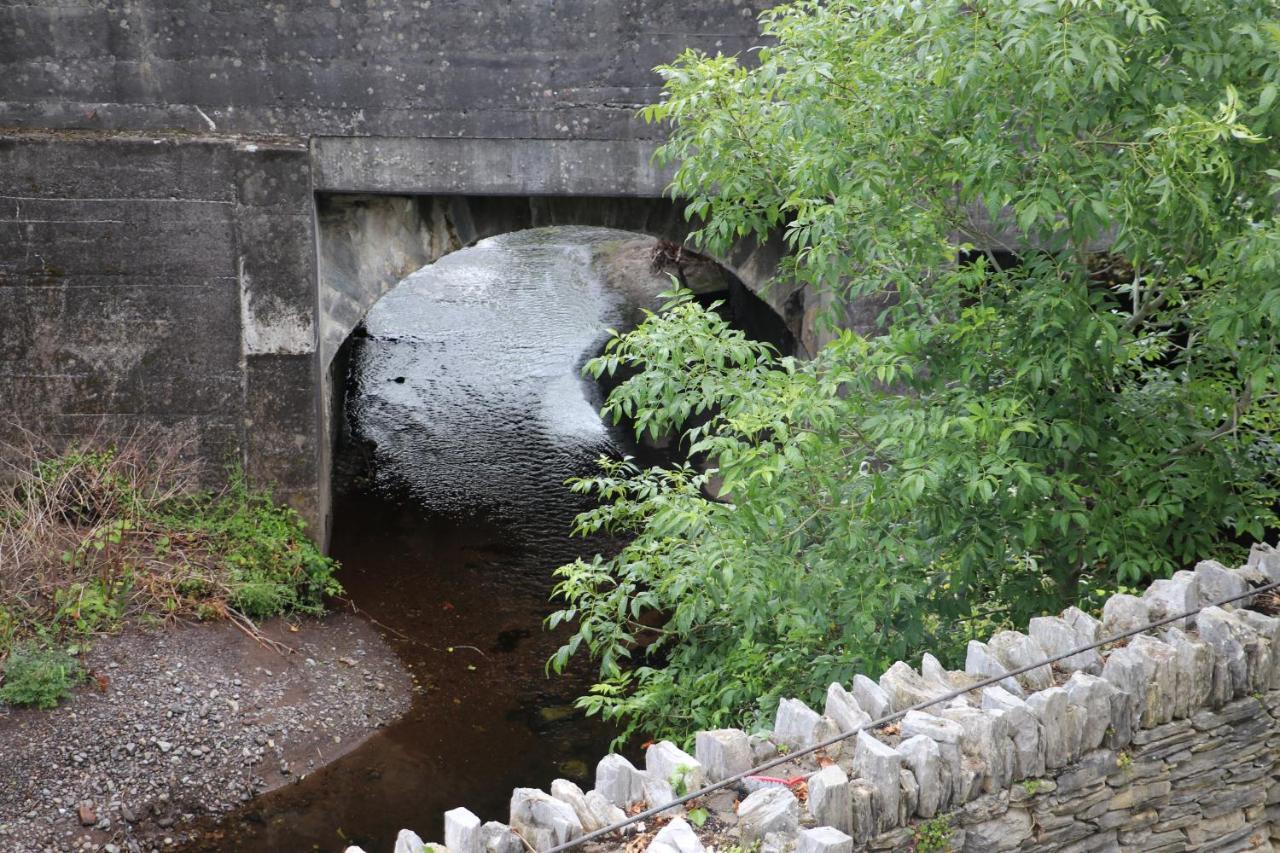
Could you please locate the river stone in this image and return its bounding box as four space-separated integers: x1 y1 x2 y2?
901 710 965 807
1129 635 1178 726
761 831 798 853
749 732 781 763
1239 609 1280 689
1025 687 1070 768
963 806 1033 852
921 652 969 691
851 674 892 719
1161 626 1213 717
510 788 583 852
1143 572 1200 629
1247 542 1280 583
807 764 851 834
445 808 483 853
852 730 902 831
595 754 646 807
798 826 853 853
695 729 752 783
1195 559 1250 608
550 779 601 833
939 707 1013 793
812 714 845 760
898 766 919 824
988 631 1053 692
585 791 626 830
899 735 944 818
980 687 1044 780
1062 702 1088 765
1100 645 1147 745
774 698 823 749
738 786 800 844
879 661 953 712
1028 616 1100 673
825 682 872 734
646 817 703 853
1198 606 1249 698
647 741 705 793
395 830 428 853
964 640 1024 696
848 781 876 844
643 775 679 811
1063 605 1102 641
1064 672 1118 751
1102 594 1150 638
480 822 523 853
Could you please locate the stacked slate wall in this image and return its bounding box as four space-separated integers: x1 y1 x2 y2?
372 542 1280 853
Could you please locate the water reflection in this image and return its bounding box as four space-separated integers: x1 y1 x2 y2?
186 228 669 851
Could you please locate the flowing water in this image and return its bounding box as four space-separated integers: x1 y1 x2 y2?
189 227 671 851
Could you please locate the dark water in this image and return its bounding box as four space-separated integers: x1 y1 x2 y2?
187 228 667 851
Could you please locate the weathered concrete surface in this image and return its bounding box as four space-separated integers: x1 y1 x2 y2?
312 137 676 197
0 0 781 537
0 130 325 526
0 0 762 140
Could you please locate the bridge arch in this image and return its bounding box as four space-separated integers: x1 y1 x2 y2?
317 191 799 372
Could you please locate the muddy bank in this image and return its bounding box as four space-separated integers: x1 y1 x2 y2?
0 614 411 852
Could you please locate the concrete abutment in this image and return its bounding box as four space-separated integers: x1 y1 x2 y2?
0 129 801 539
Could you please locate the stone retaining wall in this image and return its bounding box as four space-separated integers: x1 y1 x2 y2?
367 542 1280 853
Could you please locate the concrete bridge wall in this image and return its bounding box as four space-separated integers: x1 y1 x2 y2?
0 0 773 536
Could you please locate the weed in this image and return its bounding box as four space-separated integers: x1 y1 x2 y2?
720 843 760 853
1021 779 1044 796
156 468 341 619
1116 751 1132 772
0 428 341 675
913 813 953 853
0 643 84 709
669 764 695 797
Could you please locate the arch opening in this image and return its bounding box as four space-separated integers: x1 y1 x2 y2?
228 223 788 851
315 192 802 539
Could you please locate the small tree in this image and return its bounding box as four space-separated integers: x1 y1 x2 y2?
550 0 1280 742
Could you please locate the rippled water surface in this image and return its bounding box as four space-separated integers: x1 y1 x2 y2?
188 228 667 851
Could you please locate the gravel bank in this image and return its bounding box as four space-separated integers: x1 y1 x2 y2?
0 612 412 853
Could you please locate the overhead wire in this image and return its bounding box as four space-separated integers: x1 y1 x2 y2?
543 575 1280 852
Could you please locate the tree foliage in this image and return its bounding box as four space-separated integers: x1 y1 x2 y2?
550 0 1280 743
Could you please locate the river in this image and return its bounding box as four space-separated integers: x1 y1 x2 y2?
188 227 671 850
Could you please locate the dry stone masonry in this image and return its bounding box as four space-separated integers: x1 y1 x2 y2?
348 543 1280 852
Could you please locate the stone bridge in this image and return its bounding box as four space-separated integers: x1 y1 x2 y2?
0 0 798 538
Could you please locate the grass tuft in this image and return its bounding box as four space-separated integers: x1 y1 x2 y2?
0 426 341 705
0 643 84 709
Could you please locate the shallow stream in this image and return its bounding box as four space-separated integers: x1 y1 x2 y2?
191 227 668 851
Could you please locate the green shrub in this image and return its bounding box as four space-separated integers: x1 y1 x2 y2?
550 0 1280 742
0 644 85 709
159 468 342 619
1 435 342 679
913 813 954 853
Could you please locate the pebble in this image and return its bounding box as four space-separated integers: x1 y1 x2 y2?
0 619 411 848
